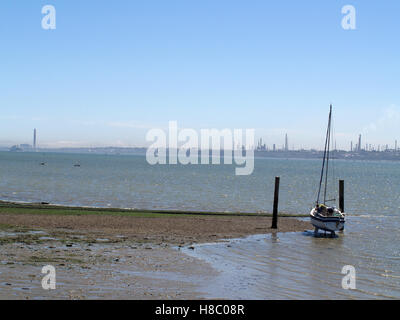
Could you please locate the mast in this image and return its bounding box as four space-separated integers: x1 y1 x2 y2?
323 105 332 204
317 104 332 205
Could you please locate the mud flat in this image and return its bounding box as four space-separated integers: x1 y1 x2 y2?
0 228 217 299
0 206 310 245
0 208 310 299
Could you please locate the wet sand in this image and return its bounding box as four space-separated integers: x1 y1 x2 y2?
0 241 216 300
0 212 310 245
0 211 310 299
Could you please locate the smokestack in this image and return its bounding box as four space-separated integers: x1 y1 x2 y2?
285 134 288 151
33 128 37 150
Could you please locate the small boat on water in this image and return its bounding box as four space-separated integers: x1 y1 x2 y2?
73 163 81 167
310 105 345 236
310 205 345 234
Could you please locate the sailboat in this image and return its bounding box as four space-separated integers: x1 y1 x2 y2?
310 105 345 235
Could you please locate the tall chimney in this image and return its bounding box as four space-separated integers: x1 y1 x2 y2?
285 134 288 151
33 128 37 150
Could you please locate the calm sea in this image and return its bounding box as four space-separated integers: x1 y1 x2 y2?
1 151 399 299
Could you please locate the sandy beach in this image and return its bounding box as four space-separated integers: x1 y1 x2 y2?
0 207 310 299
0 210 310 245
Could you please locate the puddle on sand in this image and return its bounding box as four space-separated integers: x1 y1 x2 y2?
0 230 47 238
38 237 58 241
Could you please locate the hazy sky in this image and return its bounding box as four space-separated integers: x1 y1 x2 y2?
1 0 399 150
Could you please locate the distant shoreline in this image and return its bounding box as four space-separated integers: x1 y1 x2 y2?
1 148 399 161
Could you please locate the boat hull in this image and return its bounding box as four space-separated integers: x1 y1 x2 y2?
310 208 345 232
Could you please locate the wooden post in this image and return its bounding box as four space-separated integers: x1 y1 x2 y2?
271 176 280 229
339 180 344 213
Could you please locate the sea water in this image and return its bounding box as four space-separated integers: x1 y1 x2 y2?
0 151 399 299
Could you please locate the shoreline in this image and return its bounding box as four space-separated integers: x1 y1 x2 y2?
0 202 311 299
0 201 311 246
0 200 308 218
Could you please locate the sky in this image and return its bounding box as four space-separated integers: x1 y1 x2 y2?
0 0 399 150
